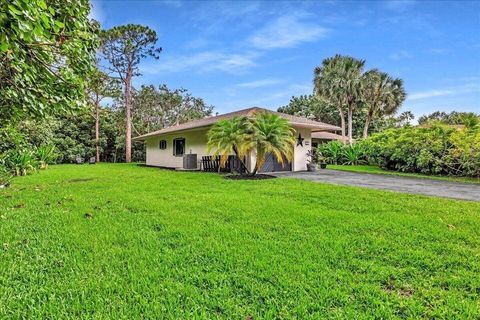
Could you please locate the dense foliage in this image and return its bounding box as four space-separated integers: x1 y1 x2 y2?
365 124 480 177
418 111 478 125
0 0 98 123
316 141 368 166
317 122 480 177
0 85 214 177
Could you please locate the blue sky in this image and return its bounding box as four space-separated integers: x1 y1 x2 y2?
91 0 480 119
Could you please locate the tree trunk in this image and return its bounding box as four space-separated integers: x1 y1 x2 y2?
232 145 250 175
125 69 132 163
348 102 353 145
363 111 372 139
95 99 100 162
337 103 346 143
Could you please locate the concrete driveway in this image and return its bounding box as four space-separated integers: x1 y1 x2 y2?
273 169 480 202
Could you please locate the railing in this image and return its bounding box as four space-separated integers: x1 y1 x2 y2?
201 155 247 173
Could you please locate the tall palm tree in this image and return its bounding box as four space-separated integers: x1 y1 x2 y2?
362 70 406 138
337 56 365 144
207 116 252 171
314 54 365 144
314 55 347 139
248 113 296 175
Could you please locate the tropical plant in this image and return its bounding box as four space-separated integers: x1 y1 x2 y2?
361 70 406 138
207 116 252 170
314 56 347 139
36 145 58 169
338 57 365 144
340 143 367 165
100 24 162 163
248 113 296 175
4 149 38 176
317 140 344 164
207 113 295 176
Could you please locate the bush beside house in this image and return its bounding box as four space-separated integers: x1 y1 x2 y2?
317 123 480 177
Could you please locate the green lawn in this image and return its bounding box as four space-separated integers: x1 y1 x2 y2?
328 164 480 184
1 164 479 319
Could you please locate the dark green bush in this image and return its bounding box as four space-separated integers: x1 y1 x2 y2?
364 124 480 177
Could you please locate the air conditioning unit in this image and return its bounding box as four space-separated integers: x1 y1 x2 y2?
183 154 197 170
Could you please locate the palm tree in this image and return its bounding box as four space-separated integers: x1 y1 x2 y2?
314 55 347 139
362 70 406 138
337 56 365 144
249 113 296 175
207 116 252 172
314 55 365 144
207 113 295 176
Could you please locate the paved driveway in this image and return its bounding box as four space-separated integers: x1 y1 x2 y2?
273 169 480 202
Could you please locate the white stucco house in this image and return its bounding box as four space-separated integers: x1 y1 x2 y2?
133 107 341 173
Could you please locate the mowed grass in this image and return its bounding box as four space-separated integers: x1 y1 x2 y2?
1 164 479 319
328 164 480 184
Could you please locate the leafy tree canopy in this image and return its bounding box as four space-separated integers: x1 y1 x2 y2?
418 111 479 126
130 84 214 135
0 0 99 123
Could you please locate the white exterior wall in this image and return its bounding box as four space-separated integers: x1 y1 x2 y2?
292 127 311 172
145 128 210 168
144 125 312 171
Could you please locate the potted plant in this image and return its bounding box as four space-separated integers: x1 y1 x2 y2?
318 155 327 169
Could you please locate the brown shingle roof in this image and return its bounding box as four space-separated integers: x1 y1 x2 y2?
133 107 341 140
311 131 347 141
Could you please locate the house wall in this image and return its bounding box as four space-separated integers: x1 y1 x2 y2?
144 125 313 171
145 128 210 168
292 127 311 171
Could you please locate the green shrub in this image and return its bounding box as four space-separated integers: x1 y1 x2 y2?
317 141 368 165
317 141 344 164
364 124 480 177
36 145 58 169
3 149 38 176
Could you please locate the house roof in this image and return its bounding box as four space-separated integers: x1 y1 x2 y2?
133 107 342 140
311 131 347 141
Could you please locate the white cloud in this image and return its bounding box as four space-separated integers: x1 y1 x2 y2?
408 83 480 100
235 78 284 88
249 15 328 49
141 51 258 74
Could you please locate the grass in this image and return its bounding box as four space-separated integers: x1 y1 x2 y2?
1 164 479 319
328 164 480 184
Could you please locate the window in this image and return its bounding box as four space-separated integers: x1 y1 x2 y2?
173 138 185 156
159 140 167 150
